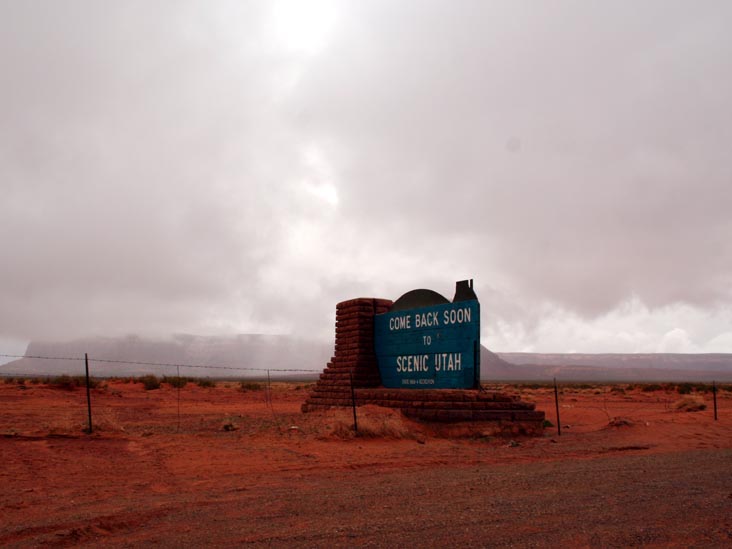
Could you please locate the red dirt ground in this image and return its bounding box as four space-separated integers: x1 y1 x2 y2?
1 380 731 547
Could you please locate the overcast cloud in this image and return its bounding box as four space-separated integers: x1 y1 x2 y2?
1 0 731 357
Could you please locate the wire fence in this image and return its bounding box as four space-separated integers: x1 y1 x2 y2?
0 353 727 438
0 352 321 436
509 380 726 437
0 353 316 374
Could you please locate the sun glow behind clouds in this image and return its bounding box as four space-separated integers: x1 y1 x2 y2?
271 0 339 55
300 144 339 206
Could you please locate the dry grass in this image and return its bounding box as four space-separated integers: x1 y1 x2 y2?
673 396 707 412
320 405 542 440
41 407 125 435
324 405 421 439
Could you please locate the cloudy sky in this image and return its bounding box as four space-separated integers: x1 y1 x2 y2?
2 0 731 359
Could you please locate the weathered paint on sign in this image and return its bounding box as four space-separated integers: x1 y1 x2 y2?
374 300 480 389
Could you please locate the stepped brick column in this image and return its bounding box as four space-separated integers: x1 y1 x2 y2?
302 297 392 412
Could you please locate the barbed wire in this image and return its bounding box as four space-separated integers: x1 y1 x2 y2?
1 354 84 362
0 353 317 373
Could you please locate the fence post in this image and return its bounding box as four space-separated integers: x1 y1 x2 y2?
267 370 272 407
554 377 561 436
176 365 181 432
713 381 718 421
84 353 93 434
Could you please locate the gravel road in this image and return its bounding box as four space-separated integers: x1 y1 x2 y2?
59 448 731 548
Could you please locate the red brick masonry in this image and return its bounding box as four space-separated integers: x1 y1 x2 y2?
302 298 545 430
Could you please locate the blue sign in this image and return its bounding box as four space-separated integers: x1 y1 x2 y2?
374 300 480 389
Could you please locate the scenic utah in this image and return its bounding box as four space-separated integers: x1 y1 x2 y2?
1 2 731 547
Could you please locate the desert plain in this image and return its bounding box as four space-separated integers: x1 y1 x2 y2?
1 379 731 547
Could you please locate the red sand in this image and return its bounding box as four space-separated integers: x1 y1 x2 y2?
1 380 731 546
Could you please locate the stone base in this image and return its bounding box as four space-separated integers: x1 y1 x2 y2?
302 388 545 428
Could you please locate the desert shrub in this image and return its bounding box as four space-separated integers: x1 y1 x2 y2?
641 384 663 392
163 376 188 388
239 381 263 392
516 383 544 390
610 386 626 394
542 419 554 428
674 396 707 412
196 378 216 388
30 377 42 384
138 375 161 390
675 382 712 394
50 375 77 390
3 377 15 384
49 375 100 389
626 384 636 391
